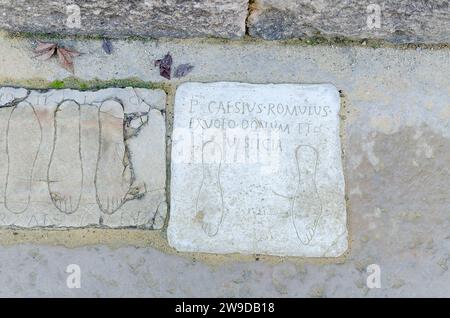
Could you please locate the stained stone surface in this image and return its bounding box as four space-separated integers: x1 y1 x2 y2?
0 0 248 39
169 82 347 257
248 0 450 44
0 87 167 228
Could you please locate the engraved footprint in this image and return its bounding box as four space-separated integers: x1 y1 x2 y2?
94 99 132 215
291 145 323 245
195 140 224 237
48 100 83 214
4 101 42 213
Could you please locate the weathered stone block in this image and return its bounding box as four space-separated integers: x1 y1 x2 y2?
0 0 248 39
248 0 450 44
0 87 167 228
168 82 348 257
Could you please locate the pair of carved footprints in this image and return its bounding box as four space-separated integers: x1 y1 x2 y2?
196 142 322 245
4 99 132 215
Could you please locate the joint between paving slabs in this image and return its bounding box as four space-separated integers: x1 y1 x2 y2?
338 89 352 260
0 89 31 108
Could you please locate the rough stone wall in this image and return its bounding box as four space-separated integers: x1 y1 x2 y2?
0 0 449 43
0 0 249 39
248 0 450 44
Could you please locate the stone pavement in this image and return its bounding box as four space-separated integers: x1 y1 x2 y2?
0 32 449 297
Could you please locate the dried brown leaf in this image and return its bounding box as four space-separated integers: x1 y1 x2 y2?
57 48 75 73
155 52 172 80
102 39 113 55
35 41 57 53
35 47 56 60
59 46 81 57
33 40 81 73
174 63 194 78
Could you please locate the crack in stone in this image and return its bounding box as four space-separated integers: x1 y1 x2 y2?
0 89 31 108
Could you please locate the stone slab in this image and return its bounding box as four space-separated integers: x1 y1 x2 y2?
0 87 167 228
0 0 248 39
168 82 348 257
248 0 450 44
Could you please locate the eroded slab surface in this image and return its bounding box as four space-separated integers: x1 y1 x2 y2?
169 82 347 257
0 0 248 39
0 87 166 228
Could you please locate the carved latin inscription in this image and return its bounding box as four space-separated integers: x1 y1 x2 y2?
169 82 348 257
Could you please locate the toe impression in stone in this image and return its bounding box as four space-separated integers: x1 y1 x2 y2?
292 145 323 245
95 99 132 215
4 102 42 214
47 100 83 214
195 140 224 237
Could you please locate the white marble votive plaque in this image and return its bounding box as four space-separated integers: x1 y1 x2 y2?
168 82 348 257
